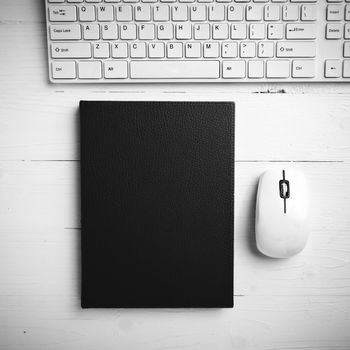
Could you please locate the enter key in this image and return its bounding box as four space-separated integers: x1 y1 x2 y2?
277 42 316 58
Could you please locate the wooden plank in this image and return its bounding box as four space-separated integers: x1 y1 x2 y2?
0 92 349 161
0 295 349 350
0 161 349 295
0 1 44 22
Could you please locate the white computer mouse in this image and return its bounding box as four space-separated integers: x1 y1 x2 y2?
255 168 310 258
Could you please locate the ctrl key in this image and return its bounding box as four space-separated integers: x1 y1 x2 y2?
52 61 76 79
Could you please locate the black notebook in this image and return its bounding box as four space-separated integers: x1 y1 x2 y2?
80 101 234 308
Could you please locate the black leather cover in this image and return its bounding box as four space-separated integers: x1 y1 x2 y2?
80 101 234 308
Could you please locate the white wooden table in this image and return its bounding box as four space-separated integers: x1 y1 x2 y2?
1 1 350 349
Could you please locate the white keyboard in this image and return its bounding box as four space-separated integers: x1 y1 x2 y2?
46 0 350 82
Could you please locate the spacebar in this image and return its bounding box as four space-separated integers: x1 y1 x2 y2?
130 61 220 79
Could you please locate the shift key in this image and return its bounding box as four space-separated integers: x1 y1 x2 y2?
277 42 316 57
286 24 316 39
51 43 91 58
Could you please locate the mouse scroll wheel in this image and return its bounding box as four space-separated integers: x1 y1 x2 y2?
279 180 290 199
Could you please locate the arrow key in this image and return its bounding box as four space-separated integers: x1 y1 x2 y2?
325 59 341 78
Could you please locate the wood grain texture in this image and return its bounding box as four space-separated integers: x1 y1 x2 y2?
0 0 350 349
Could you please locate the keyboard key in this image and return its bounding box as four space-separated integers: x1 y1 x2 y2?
79 5 96 21
139 24 155 39
185 42 201 57
292 60 315 77
135 4 151 21
130 42 147 57
264 5 280 21
130 60 220 78
222 60 246 78
104 61 128 78
286 23 316 39
344 42 350 57
101 23 118 39
282 5 299 21
249 23 265 39
222 42 238 57
176 23 192 39
213 23 229 39
204 42 219 57
116 5 133 21
326 23 343 39
49 5 77 21
83 23 100 40
190 5 207 21
267 23 284 39
258 41 274 57
209 4 225 21
343 60 350 77
327 5 343 21
246 5 262 21
97 5 114 21
120 24 137 39
78 61 102 79
51 42 91 58
346 5 350 21
158 23 174 39
93 42 110 58
112 42 128 57
231 23 247 39
50 24 81 40
227 5 244 21
290 0 316 2
324 59 341 77
52 61 76 79
173 4 189 21
240 41 256 57
301 4 317 21
149 42 165 57
276 41 316 57
345 24 350 39
167 42 183 57
194 23 210 39
153 5 170 21
266 60 290 78
248 60 264 78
